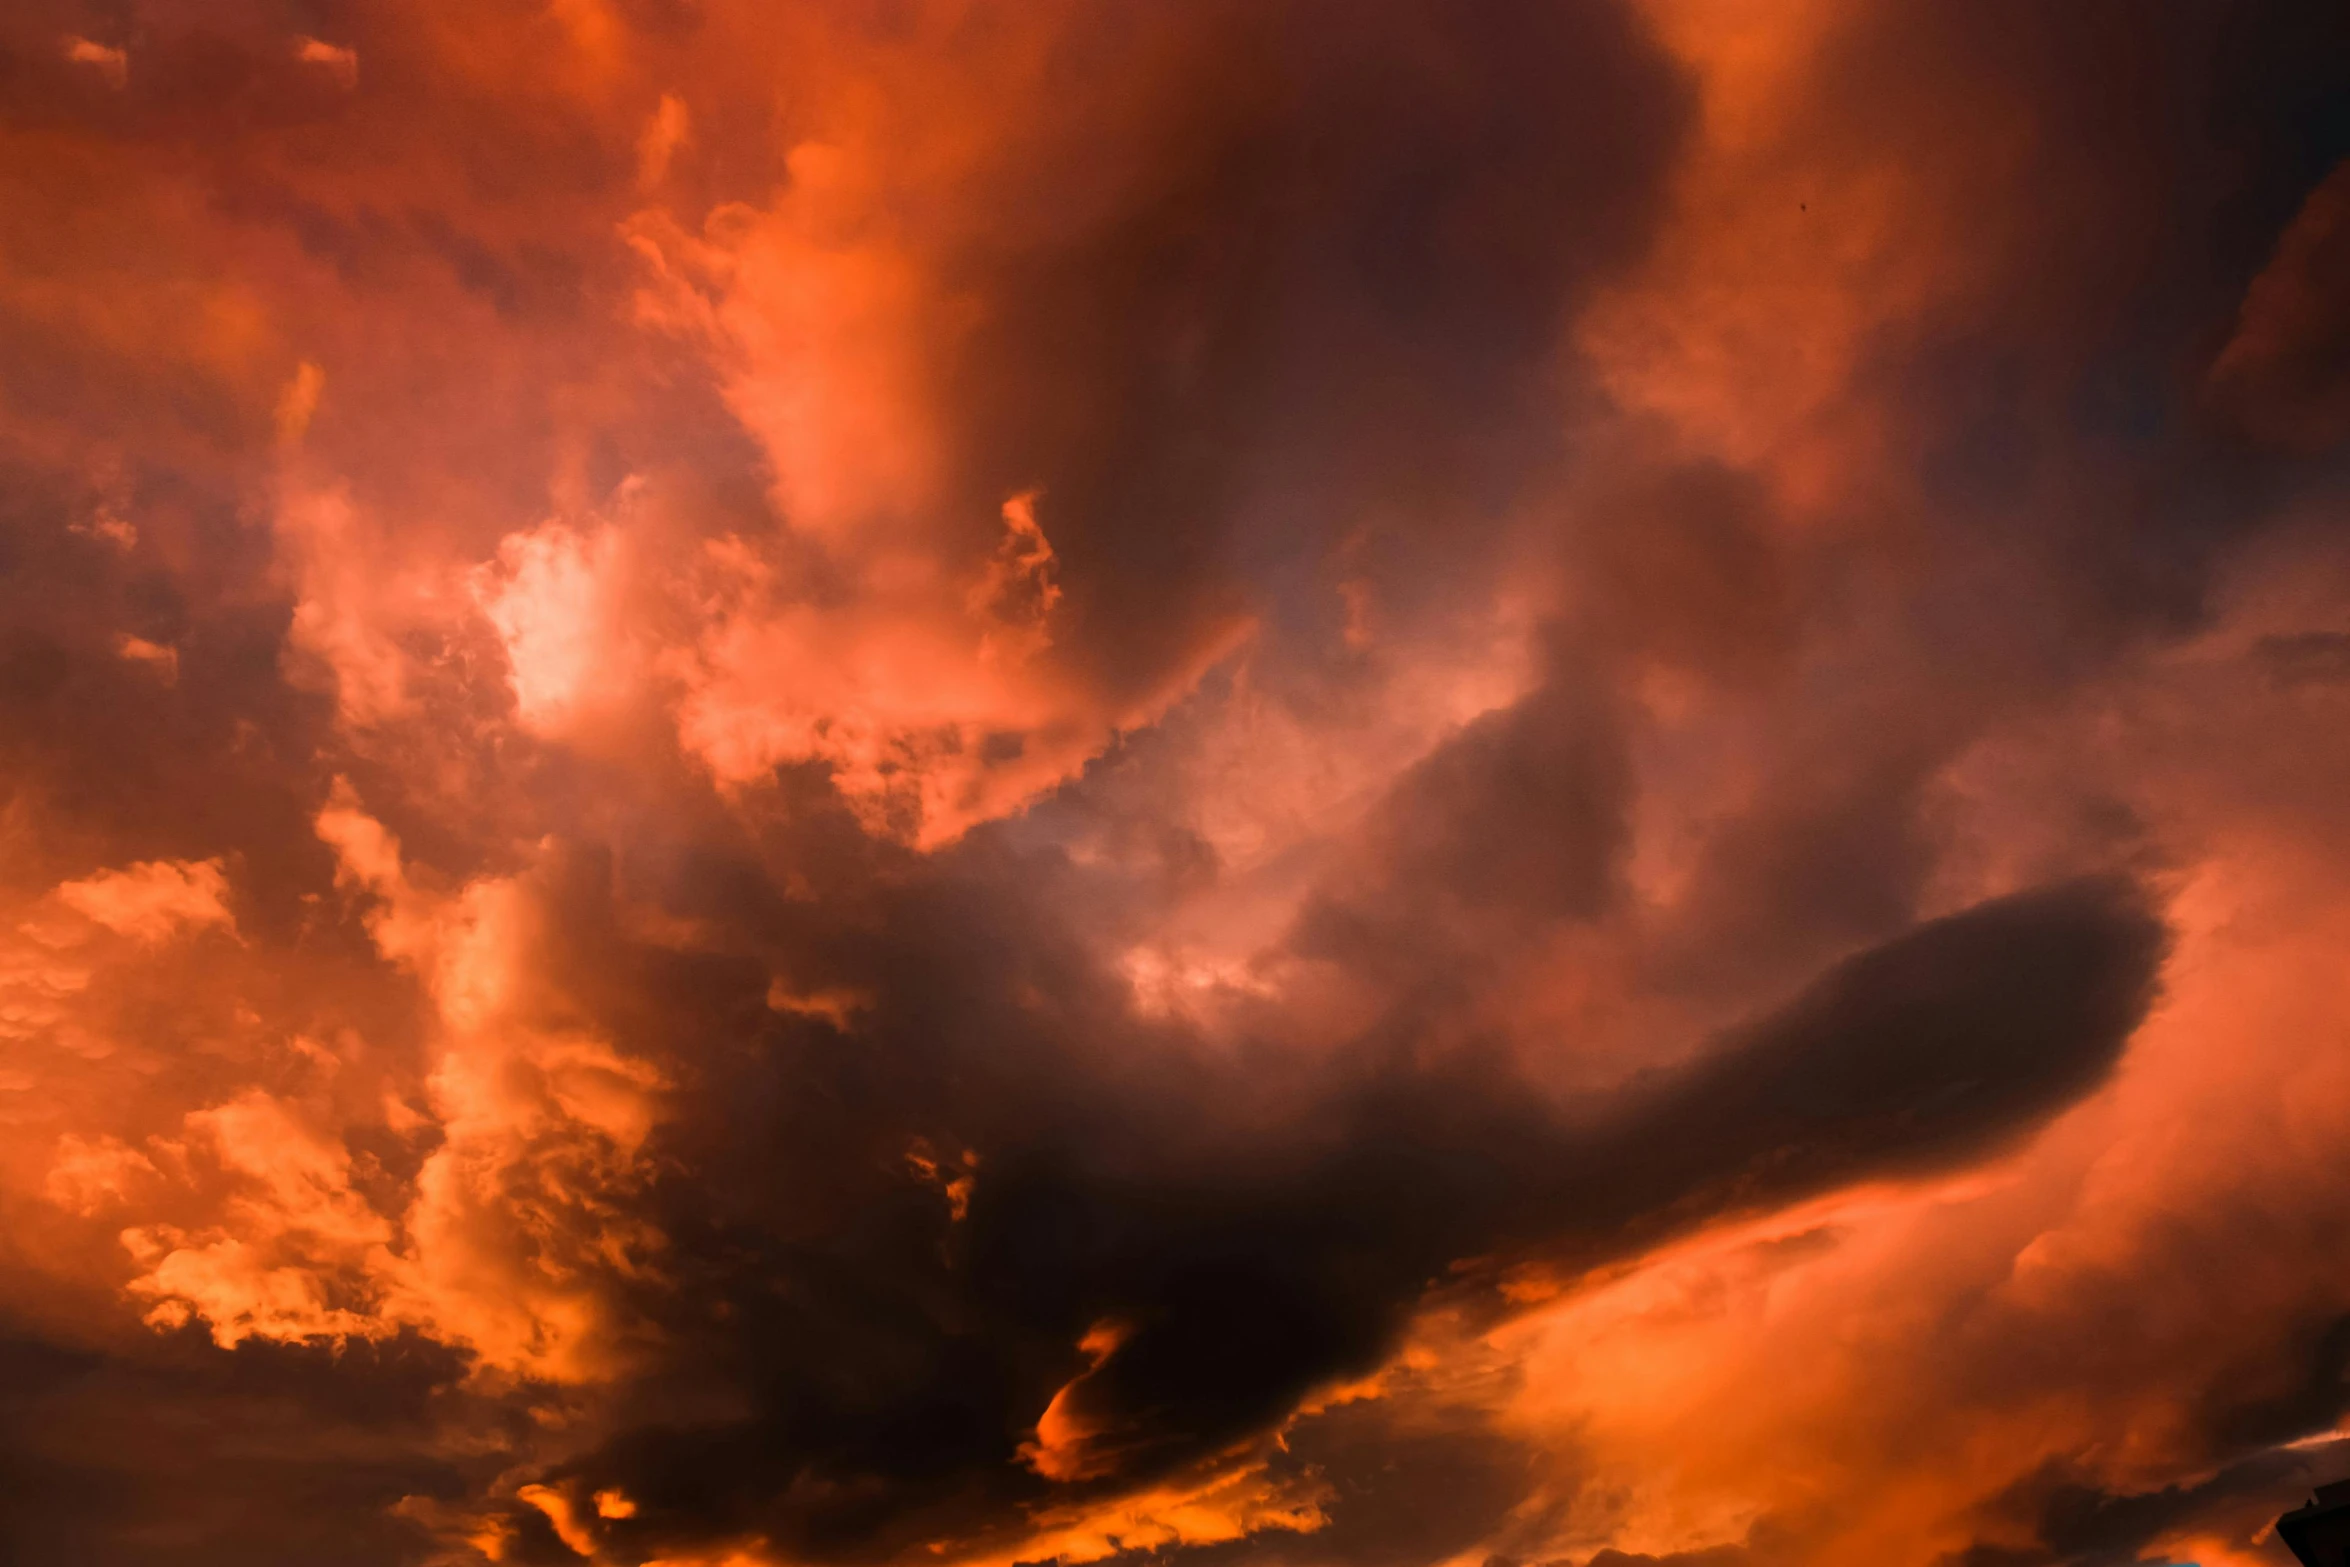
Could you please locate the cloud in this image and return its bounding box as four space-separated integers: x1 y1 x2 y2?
61 36 126 89
54 860 234 944
294 38 360 91
2208 159 2350 453
0 1 2347 1564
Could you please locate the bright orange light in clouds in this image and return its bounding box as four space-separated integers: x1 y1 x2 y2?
1 3 2347 1566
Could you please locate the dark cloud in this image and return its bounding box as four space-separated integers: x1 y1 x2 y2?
932 0 1689 705
0 1313 485 1567
2209 161 2350 454
497 871 2164 1562
1939 1439 2350 1567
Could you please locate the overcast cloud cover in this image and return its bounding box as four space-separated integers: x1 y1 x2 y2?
2 4 2349 1566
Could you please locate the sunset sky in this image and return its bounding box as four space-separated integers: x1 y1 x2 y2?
4 4 2350 1565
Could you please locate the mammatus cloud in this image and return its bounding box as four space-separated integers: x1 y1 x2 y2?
1 3 2347 1566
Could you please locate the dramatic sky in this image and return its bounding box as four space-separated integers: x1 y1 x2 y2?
4 4 2350 1566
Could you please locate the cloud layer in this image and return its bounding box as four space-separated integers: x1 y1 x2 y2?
2 3 2347 1566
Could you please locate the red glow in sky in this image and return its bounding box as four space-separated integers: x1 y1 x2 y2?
3 5 2349 1566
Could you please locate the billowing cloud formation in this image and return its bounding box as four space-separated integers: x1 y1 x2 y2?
1 3 2347 1566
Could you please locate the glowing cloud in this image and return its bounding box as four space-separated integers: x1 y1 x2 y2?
0 4 2345 1566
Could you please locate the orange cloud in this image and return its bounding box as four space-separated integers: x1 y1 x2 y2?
2 5 2346 1565
54 859 233 944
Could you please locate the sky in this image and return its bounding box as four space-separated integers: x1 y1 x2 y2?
2 4 2349 1566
